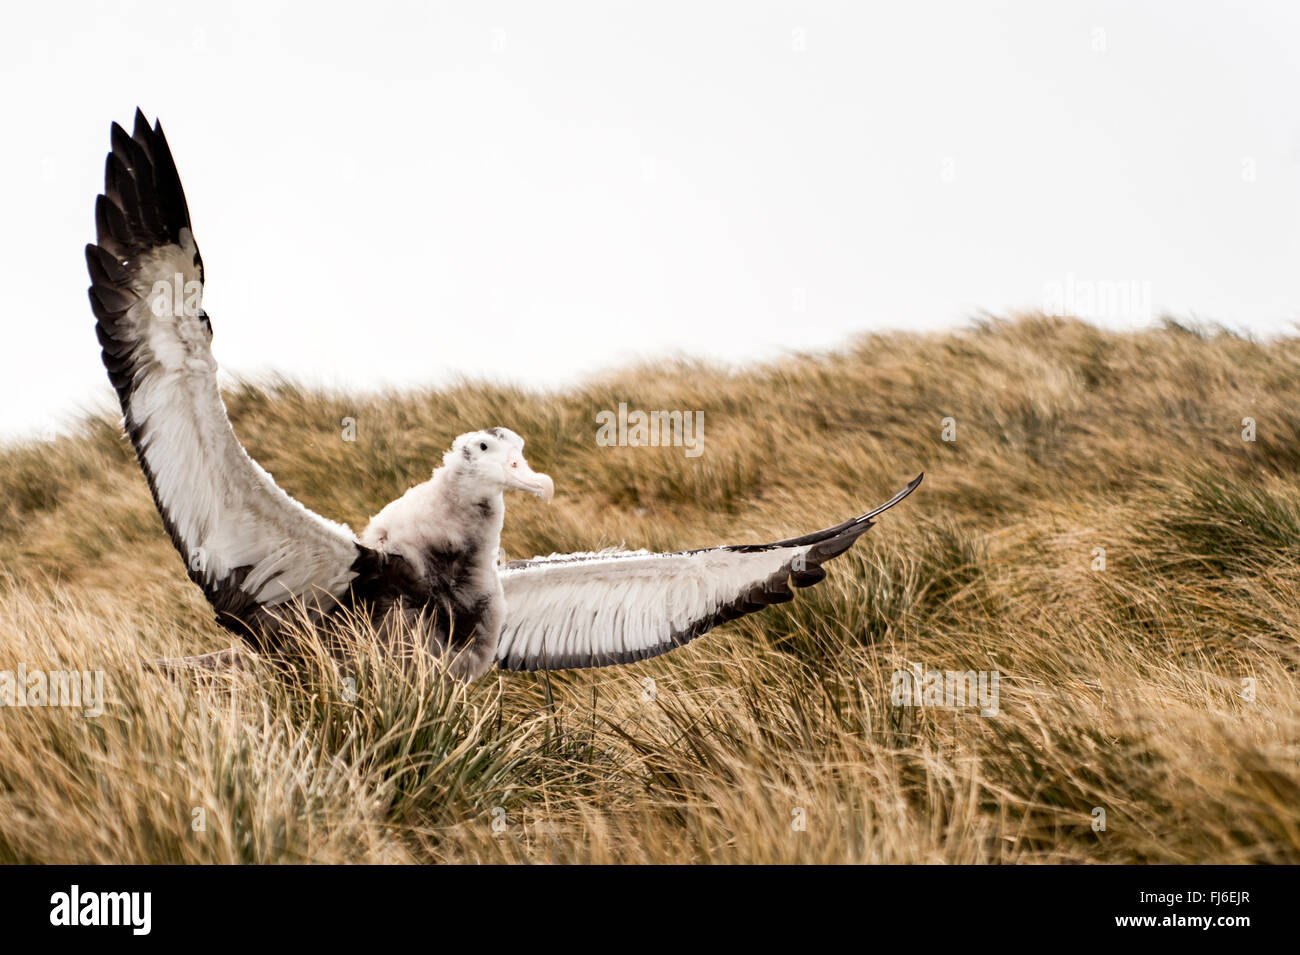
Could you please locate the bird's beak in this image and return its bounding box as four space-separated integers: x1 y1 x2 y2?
504 453 554 502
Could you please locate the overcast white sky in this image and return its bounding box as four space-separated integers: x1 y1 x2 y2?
3 0 1299 439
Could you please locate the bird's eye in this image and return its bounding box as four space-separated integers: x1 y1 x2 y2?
479 442 488 452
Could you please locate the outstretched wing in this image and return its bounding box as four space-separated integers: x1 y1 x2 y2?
495 475 922 671
86 109 364 640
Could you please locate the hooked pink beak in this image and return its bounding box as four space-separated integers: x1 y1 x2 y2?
504 451 554 502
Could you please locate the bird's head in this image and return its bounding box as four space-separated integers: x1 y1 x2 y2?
445 428 554 502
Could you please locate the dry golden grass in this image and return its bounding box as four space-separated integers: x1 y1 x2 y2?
1 314 1298 863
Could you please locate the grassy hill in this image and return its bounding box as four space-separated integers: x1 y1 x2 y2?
1 315 1298 863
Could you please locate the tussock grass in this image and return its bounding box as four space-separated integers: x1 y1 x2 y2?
1 314 1298 863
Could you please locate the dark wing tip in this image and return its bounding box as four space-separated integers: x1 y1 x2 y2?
723 472 923 556
108 120 131 147
856 472 924 524
87 111 203 411
95 109 195 254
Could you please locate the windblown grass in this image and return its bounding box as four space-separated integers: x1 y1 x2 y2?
1 314 1297 863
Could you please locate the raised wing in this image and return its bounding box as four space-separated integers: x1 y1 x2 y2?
495 475 922 671
86 110 363 643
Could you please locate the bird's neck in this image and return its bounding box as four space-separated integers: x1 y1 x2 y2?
361 465 504 578
426 465 504 566
433 464 504 533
